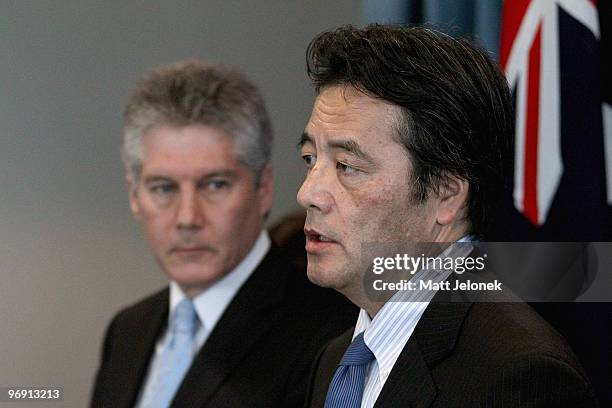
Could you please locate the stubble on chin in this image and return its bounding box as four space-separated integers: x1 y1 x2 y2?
308 259 361 296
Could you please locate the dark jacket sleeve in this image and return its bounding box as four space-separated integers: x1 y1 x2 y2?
90 316 117 408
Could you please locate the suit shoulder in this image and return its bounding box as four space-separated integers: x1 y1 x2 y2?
431 303 598 406
458 302 586 375
108 288 168 328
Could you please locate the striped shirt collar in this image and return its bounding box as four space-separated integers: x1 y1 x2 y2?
352 236 475 403
352 267 451 384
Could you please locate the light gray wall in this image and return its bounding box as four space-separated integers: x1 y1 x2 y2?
1 2 362 406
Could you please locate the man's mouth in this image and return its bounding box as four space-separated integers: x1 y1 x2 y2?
304 227 337 253
170 245 215 256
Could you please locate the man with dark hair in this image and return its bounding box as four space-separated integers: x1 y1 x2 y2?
298 25 597 407
91 60 355 408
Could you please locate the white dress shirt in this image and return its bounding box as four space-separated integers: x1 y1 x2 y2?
355 237 474 408
135 230 271 407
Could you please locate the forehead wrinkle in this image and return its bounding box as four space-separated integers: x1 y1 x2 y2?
315 86 399 135
314 92 367 124
307 86 403 169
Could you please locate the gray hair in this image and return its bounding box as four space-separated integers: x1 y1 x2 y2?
122 60 273 184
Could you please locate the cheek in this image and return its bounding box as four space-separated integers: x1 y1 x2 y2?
349 182 414 240
211 192 260 235
139 213 174 247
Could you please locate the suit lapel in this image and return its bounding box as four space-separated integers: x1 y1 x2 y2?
373 338 435 408
171 247 289 407
373 297 472 408
307 329 354 408
118 290 168 408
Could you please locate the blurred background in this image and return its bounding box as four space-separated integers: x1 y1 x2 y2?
1 2 362 406
1 1 610 406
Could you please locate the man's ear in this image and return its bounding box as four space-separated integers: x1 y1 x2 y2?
126 174 142 222
257 164 274 218
435 175 469 226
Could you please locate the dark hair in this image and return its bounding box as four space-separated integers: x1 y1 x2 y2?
306 24 513 237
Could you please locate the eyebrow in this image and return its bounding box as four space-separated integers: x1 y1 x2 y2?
143 171 236 184
327 139 375 163
143 175 173 184
297 132 313 148
298 132 374 163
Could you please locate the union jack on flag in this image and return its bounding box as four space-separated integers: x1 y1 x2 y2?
500 0 609 231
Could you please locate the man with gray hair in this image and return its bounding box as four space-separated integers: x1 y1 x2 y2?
91 60 355 408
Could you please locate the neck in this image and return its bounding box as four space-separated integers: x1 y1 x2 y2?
352 227 470 319
340 284 389 320
432 221 469 243
363 302 386 319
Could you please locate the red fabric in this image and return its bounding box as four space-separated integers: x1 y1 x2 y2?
500 0 531 69
523 24 542 225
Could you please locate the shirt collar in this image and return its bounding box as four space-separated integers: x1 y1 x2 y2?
353 234 475 373
169 230 271 332
352 281 441 376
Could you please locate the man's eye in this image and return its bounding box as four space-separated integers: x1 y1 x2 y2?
150 184 176 194
205 180 229 191
302 154 316 168
337 161 360 176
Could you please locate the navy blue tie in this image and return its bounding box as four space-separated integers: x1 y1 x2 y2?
324 332 375 408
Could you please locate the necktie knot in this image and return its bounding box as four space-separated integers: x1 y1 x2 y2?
172 298 197 335
340 332 374 367
324 332 375 408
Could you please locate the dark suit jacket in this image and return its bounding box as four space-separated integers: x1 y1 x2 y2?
532 302 612 406
306 300 599 407
91 246 357 408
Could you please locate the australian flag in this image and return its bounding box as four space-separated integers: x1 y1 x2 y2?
499 2 612 404
498 0 611 241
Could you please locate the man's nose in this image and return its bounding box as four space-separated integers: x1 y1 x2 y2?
297 165 333 214
176 189 203 229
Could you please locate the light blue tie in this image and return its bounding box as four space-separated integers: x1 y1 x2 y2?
138 298 198 408
324 332 375 408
